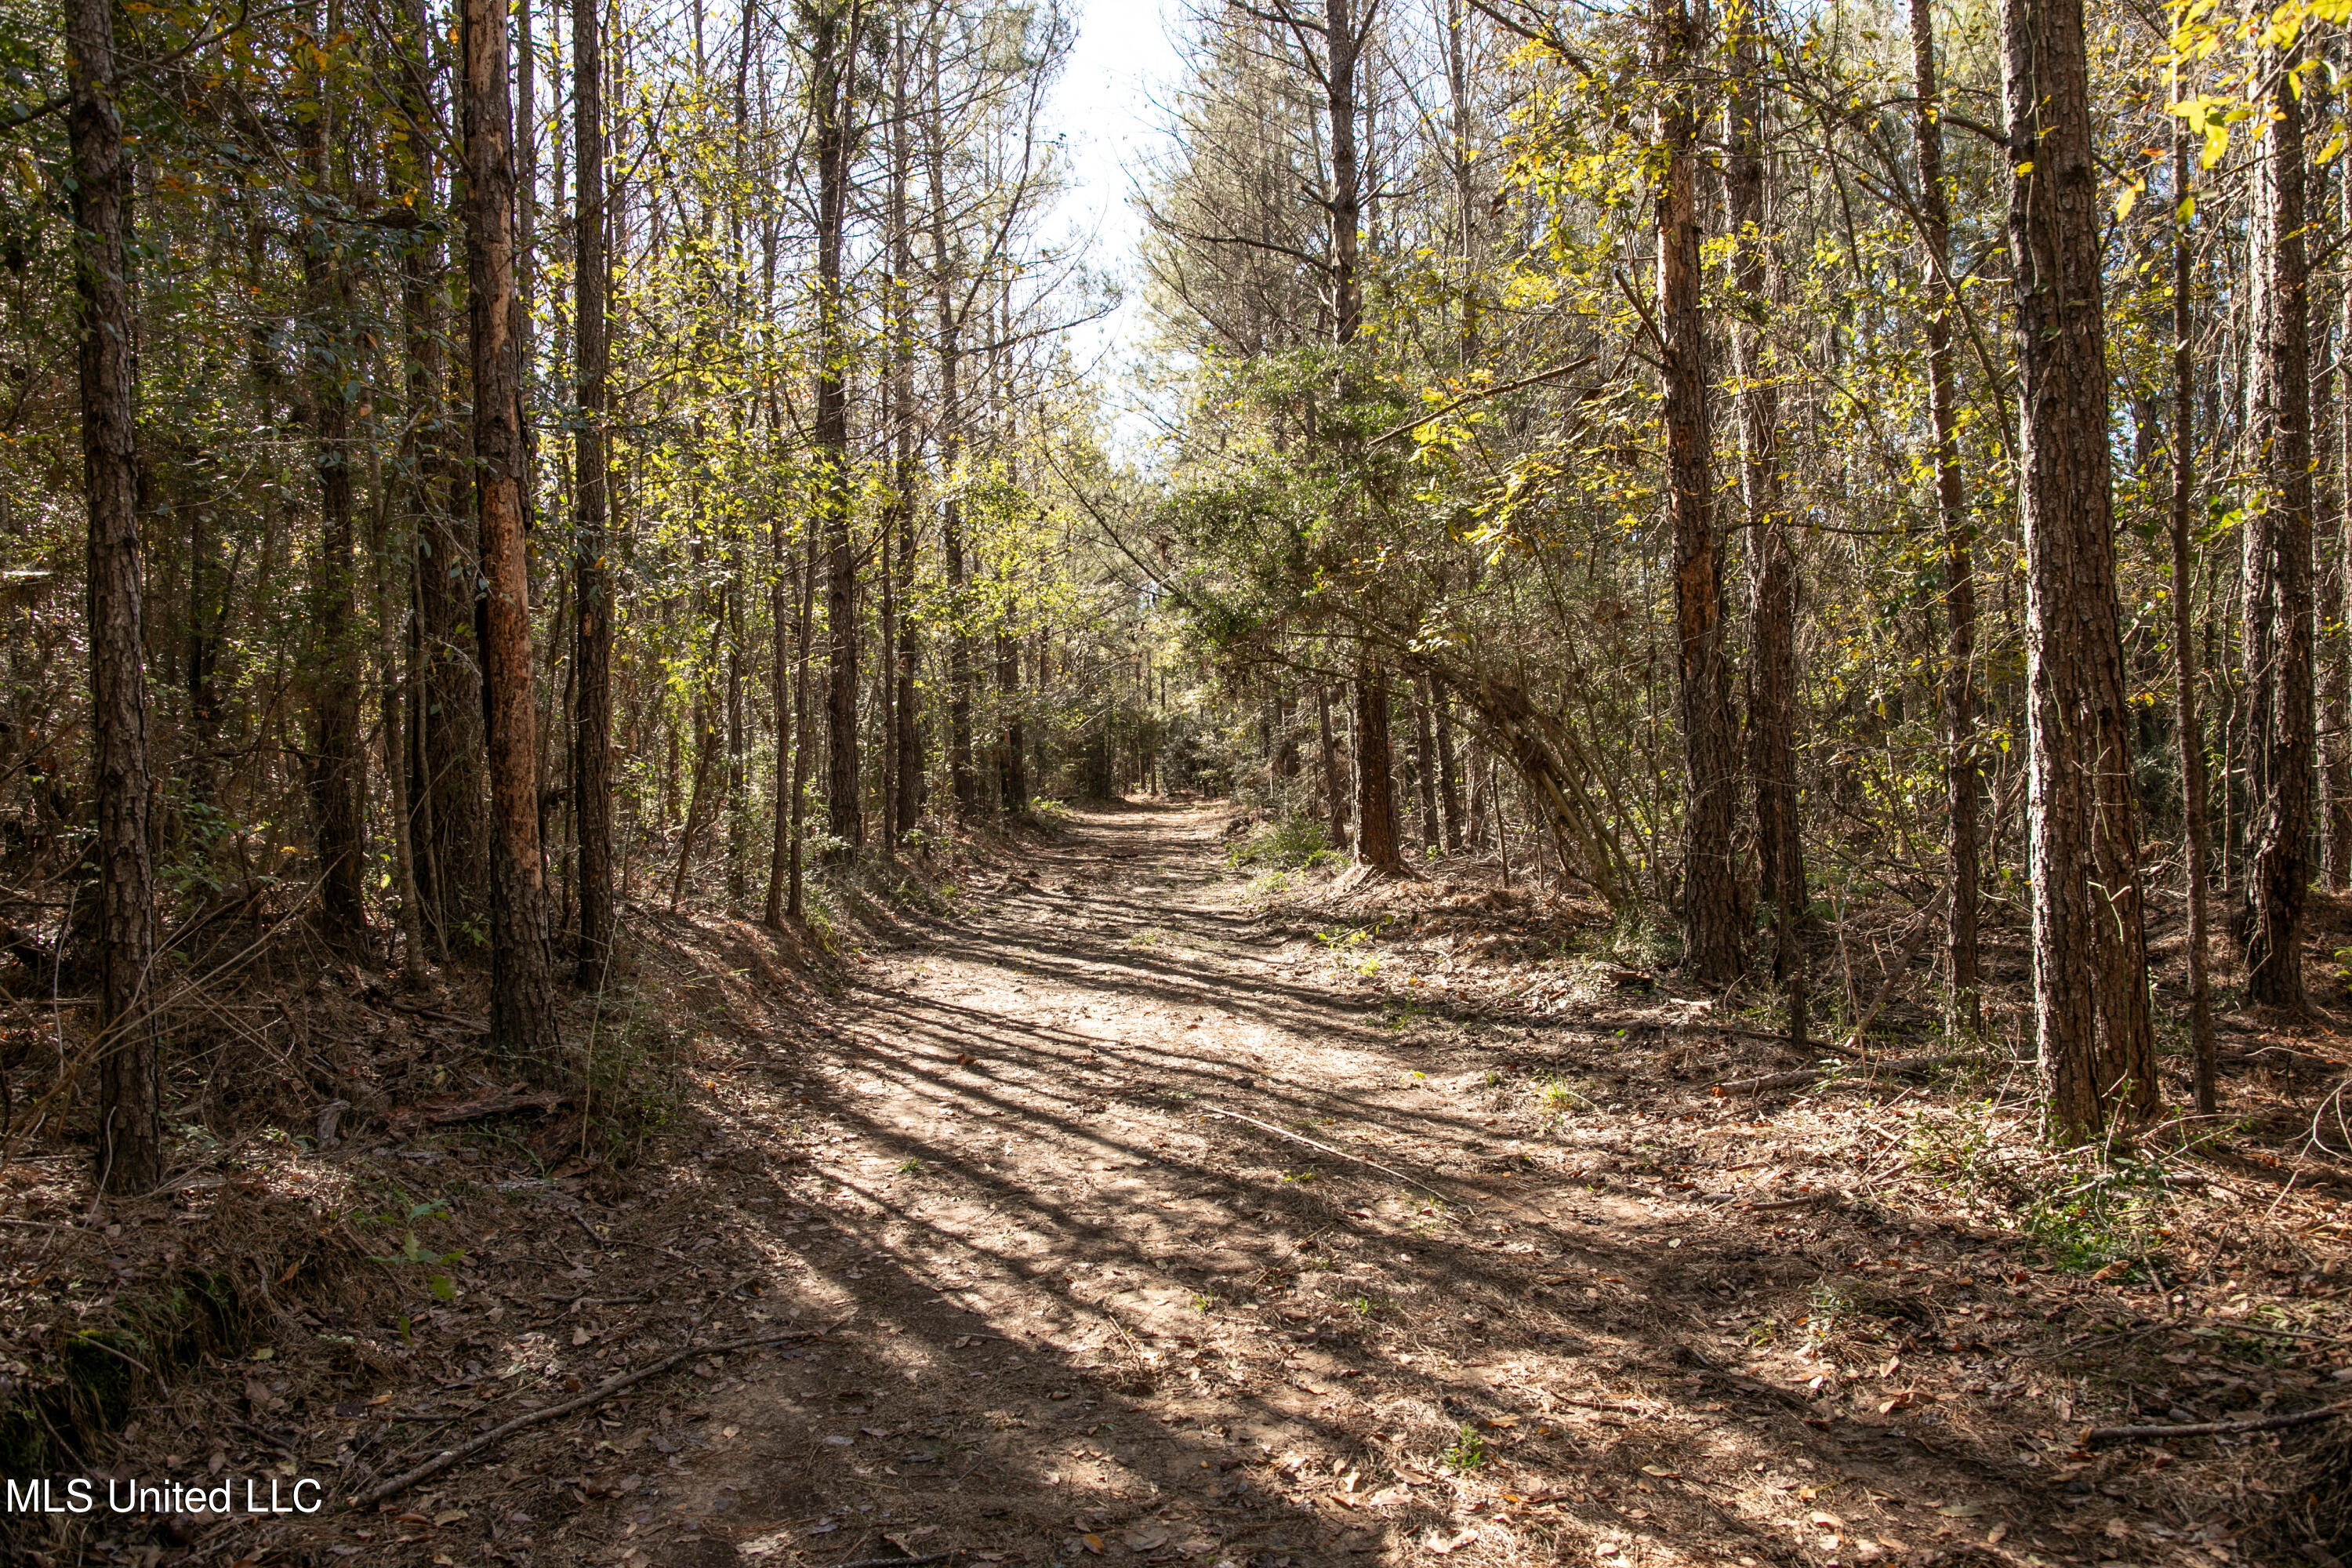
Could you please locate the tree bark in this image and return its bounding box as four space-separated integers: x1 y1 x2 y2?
1352 658 1406 873
1433 683 1464 852
1911 0 1980 1034
1411 673 1439 853
299 53 367 940
1318 682 1349 851
1726 10 1806 1047
2244 42 2314 1012
2172 124 2217 1116
2327 155 2352 893
463 0 563 1071
815 0 861 857
1999 0 2155 1138
70 0 160 1194
923 59 975 820
572 0 614 984
1653 0 1740 982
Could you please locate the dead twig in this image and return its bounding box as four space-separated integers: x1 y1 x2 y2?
1712 1054 1962 1095
347 1323 843 1509
2083 1402 2347 1444
1203 1107 1454 1203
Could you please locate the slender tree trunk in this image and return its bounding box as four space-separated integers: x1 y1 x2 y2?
1655 0 1740 982
370 445 430 986
2245 42 2314 1012
923 66 974 820
299 27 366 938
999 626 1026 811
463 0 563 1069
2172 124 2217 1116
1318 682 1348 851
815 0 860 856
1911 0 1980 1033
2327 167 2352 891
71 0 159 1193
764 500 791 924
2000 0 2155 1137
1726 9 1806 1047
1433 684 1463 852
789 526 817 917
572 0 614 983
1411 674 1439 854
890 45 921 844
1352 657 1405 872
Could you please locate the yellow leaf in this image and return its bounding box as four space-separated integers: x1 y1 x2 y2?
2013 161 2034 176
2114 184 2140 220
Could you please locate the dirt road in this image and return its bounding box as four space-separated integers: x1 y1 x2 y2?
305 804 2152 1567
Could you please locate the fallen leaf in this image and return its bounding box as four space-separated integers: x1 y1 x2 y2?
1937 1503 1982 1519
1082 1534 1107 1555
572 1325 591 1346
432 1510 467 1526
1425 1529 1477 1555
1124 1531 1171 1552
1640 1465 1680 1479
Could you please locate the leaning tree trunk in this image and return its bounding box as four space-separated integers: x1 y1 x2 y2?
1999 0 2155 1138
572 0 614 984
70 0 159 1194
462 0 562 1072
1726 9 1806 1048
1654 0 1740 982
1911 0 1980 1035
2244 42 2315 1013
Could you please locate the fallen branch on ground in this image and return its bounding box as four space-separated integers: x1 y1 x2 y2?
347 1322 843 1508
2083 1402 2347 1444
1205 1108 1454 1203
1744 1191 1847 1212
1711 1054 1961 1095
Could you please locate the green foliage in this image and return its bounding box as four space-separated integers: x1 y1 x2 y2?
1226 814 1339 870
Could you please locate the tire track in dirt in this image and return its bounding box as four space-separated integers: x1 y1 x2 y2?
327 804 2089 1568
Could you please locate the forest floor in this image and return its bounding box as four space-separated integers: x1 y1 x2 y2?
13 802 2350 1568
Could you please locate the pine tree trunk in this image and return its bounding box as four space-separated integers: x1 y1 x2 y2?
2172 125 2218 1115
1726 12 1806 1047
572 0 615 981
462 0 563 1071
70 0 160 1193
1999 0 2155 1137
1411 674 1439 853
1352 659 1406 873
815 0 860 856
1318 684 1349 851
2326 169 2352 892
1654 0 1740 982
924 70 974 819
1911 0 1980 1033
300 34 366 938
1433 684 1463 852
2244 42 2314 1012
